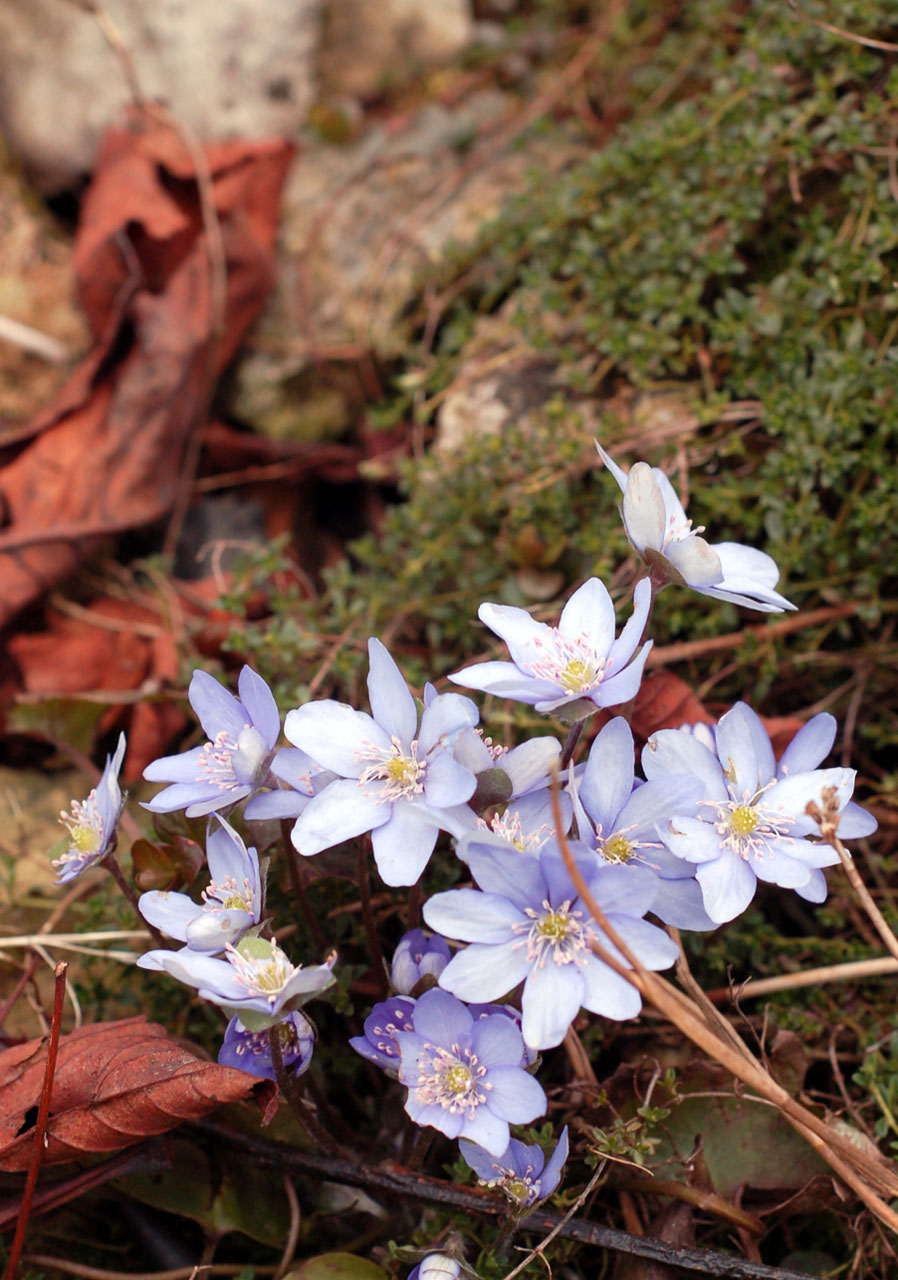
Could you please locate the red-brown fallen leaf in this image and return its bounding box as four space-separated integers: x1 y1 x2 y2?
630 670 715 741
0 1016 261 1171
0 110 294 628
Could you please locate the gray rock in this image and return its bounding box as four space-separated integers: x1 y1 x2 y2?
0 0 325 191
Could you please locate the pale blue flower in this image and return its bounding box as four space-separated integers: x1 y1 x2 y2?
138 817 261 953
391 929 451 994
143 666 279 818
137 936 336 1030
219 1011 315 1080
284 638 479 885
54 733 126 884
459 1125 569 1206
395 988 546 1155
424 840 678 1050
643 703 878 923
596 444 795 613
450 577 653 721
570 717 714 930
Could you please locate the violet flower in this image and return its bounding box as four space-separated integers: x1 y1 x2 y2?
570 717 714 930
219 1011 314 1080
395 988 546 1155
138 817 261 953
54 733 126 884
143 666 279 818
349 995 417 1076
425 840 678 1050
391 930 451 994
643 703 878 922
243 746 335 821
596 444 795 612
459 1125 569 1206
450 577 652 722
285 638 479 885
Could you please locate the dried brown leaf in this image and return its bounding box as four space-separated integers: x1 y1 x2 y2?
0 1016 260 1171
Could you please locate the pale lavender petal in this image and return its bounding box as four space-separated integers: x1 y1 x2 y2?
143 744 208 783
540 1126 569 1196
471 1014 527 1068
649 877 717 930
715 703 771 798
237 666 280 746
580 717 634 832
185 909 254 952
270 747 324 793
589 641 651 709
581 860 658 917
284 701 389 776
462 1107 511 1156
607 577 652 671
837 800 877 838
367 638 417 743
621 461 665 552
185 783 252 819
595 441 629 495
467 843 547 909
484 1066 546 1123
138 891 197 941
206 819 253 886
615 774 704 842
438 941 531 1003
521 962 583 1048
578 955 642 1019
372 803 439 885
696 854 757 923
714 543 796 611
664 816 724 863
665 535 724 587
642 729 727 799
778 714 836 777
291 779 388 855
189 670 246 741
767 768 857 836
794 869 828 902
458 1139 505 1182
452 728 494 774
423 751 476 808
245 789 313 819
608 916 679 969
652 467 692 531
412 987 473 1043
558 578 615 652
477 602 549 669
423 889 523 943
502 737 561 794
751 845 813 889
449 661 555 704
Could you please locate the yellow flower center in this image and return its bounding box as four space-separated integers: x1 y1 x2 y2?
538 909 572 942
558 658 595 694
445 1064 473 1094
602 833 634 863
730 805 758 837
71 823 101 855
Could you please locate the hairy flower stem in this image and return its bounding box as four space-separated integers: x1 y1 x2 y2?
406 879 423 930
358 843 387 997
559 721 584 771
280 820 327 952
266 1025 340 1155
100 850 167 949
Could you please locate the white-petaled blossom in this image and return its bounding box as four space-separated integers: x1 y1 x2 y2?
450 577 653 722
596 443 796 613
54 734 126 884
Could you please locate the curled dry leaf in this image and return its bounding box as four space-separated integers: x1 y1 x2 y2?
0 1016 261 1171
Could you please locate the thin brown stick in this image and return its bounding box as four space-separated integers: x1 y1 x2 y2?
5 961 68 1280
274 1175 301 1280
807 791 898 964
357 843 387 997
267 1024 340 1155
706 956 898 1003
547 775 898 1229
785 0 898 52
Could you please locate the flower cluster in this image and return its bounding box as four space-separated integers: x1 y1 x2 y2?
56 442 879 1263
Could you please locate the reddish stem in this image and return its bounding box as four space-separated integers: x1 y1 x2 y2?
5 961 68 1280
